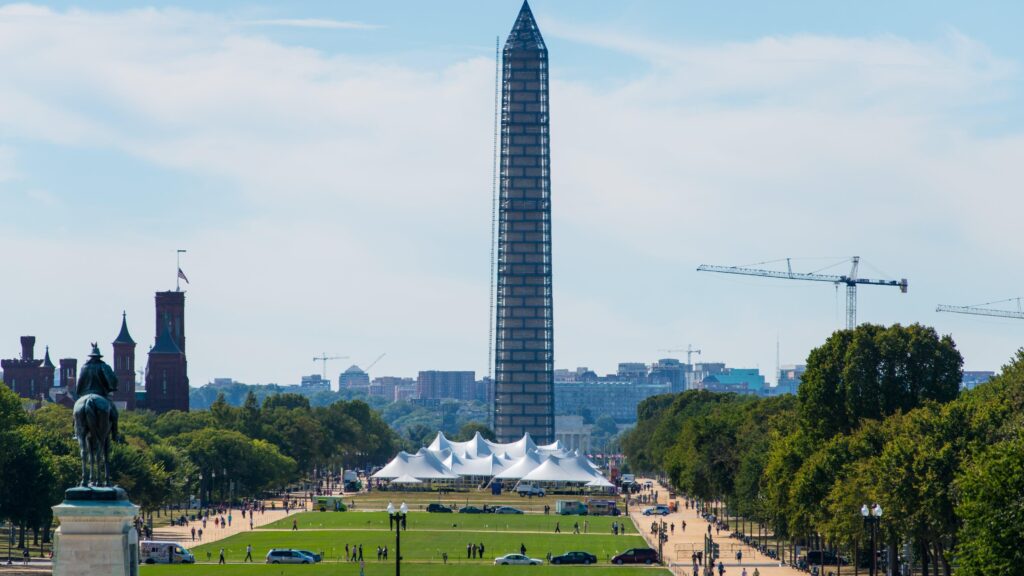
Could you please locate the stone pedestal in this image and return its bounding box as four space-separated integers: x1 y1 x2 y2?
52 499 139 576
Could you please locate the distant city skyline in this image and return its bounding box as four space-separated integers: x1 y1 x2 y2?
2 1 1023 385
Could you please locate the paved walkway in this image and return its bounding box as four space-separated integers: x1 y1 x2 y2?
629 478 804 576
151 500 308 549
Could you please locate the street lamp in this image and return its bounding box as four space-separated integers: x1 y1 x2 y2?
657 519 667 565
861 503 883 576
387 502 408 576
198 473 204 508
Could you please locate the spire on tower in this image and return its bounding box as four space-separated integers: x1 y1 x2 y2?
505 0 546 51
43 346 55 368
114 311 136 345
150 315 182 355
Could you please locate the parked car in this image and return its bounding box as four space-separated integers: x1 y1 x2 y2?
427 503 453 513
550 551 597 565
494 553 543 565
493 506 524 515
266 549 316 564
294 550 322 563
642 505 671 516
611 548 659 565
139 541 194 564
459 505 486 514
515 483 546 497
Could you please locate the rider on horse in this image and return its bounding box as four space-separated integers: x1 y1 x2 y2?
76 343 120 442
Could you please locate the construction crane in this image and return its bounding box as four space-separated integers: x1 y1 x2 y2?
697 256 908 330
660 345 702 365
313 353 348 380
936 297 1024 320
364 353 387 373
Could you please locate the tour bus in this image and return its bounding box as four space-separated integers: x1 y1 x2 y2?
139 541 195 564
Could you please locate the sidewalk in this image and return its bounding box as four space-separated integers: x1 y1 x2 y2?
629 478 805 576
151 501 307 548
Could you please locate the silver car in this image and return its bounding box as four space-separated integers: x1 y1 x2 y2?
266 549 316 564
494 553 543 565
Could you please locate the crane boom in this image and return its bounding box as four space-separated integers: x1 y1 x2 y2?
313 353 349 380
936 304 1024 320
697 256 908 329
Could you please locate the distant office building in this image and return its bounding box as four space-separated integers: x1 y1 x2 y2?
555 380 670 423
144 290 189 413
962 371 996 390
773 364 806 396
1 337 55 400
339 365 370 389
687 362 726 390
210 378 236 388
617 363 648 382
417 371 476 401
698 368 766 395
393 381 417 402
555 415 592 454
493 1 555 444
370 376 414 399
300 374 332 393
650 358 690 392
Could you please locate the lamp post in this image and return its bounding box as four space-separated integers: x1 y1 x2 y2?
211 470 217 506
387 502 408 576
860 503 882 576
222 468 228 504
657 519 667 565
198 473 204 508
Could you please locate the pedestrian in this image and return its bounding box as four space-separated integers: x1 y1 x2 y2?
736 550 742 563
292 519 298 531
555 522 560 533
218 548 225 564
191 527 196 541
671 523 675 535
472 543 478 558
573 522 579 534
198 528 203 540
249 517 254 530
467 542 472 559
377 546 382 561
741 568 748 576
228 513 232 527
383 546 388 560
22 548 29 565
359 559 365 576
358 544 363 561
351 545 358 562
753 568 760 576
520 543 526 556
202 517 207 529
584 519 589 533
718 560 725 575
479 542 485 558
245 544 253 562
443 552 448 564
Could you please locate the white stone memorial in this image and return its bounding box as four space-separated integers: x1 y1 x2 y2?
52 498 139 576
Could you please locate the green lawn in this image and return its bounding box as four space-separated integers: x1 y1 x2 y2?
185 529 645 565
346 491 618 513
141 564 670 576
264 512 630 534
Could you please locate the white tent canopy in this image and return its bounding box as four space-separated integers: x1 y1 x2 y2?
374 432 613 486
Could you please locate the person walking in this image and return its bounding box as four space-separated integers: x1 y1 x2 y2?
741 568 748 576
383 546 388 560
377 546 382 561
351 545 358 562
191 527 196 541
718 560 726 575
573 522 579 534
358 544 363 561
442 552 448 564
467 542 472 559
479 542 485 558
555 522 560 533
218 548 225 565
520 543 526 556
292 519 298 530
359 558 365 576
736 550 742 563
197 528 203 540
249 516 254 530
753 568 760 576
671 522 675 535
244 544 253 562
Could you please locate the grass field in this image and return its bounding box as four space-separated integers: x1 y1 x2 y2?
141 564 671 576
264 512 632 534
185 528 645 564
345 491 618 513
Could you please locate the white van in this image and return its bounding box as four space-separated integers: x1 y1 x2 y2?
139 541 195 564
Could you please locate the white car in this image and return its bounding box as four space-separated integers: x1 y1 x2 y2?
494 553 543 566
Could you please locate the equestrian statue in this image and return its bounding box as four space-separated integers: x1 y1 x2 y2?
73 343 121 488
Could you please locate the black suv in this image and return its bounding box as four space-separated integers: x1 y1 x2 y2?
426 503 453 513
611 548 659 565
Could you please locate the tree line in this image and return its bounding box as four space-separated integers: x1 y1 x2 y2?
622 323 1023 576
0 388 401 551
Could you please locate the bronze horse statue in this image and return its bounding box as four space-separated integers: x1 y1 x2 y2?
73 343 120 487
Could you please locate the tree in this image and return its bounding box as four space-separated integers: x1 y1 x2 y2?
262 393 310 412
593 415 618 438
454 421 496 442
798 324 962 440
955 436 1024 576
0 382 27 429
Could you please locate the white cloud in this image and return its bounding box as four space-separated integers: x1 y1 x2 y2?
246 18 381 31
0 5 1020 384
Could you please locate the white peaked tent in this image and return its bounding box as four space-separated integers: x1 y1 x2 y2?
520 454 607 484
373 432 612 486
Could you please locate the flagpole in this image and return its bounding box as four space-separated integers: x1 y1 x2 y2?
177 249 186 292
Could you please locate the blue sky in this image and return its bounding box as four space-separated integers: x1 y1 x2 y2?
2 1 1024 386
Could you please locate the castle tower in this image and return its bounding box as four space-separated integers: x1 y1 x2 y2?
155 291 185 354
111 312 137 409
2 336 44 399
59 358 77 391
41 346 56 391
493 1 555 444
144 315 188 413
